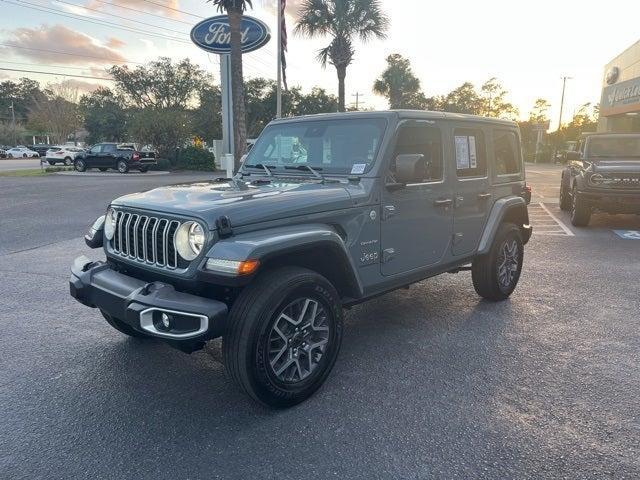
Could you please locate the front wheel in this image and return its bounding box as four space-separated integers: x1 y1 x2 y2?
117 160 129 173
64 157 73 166
472 223 524 301
48 160 55 166
74 159 86 172
559 177 571 211
223 267 343 408
570 186 591 227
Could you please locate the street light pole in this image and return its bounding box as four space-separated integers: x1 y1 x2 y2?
557 76 572 132
9 101 16 145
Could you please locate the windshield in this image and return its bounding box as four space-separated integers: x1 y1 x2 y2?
244 118 387 175
587 136 640 158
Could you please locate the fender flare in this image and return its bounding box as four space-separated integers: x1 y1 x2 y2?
477 196 530 255
203 223 363 298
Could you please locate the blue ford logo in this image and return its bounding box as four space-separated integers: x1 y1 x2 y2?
190 15 271 54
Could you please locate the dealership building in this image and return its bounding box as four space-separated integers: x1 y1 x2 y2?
598 40 640 132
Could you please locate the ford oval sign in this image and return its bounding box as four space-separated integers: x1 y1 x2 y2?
190 15 271 54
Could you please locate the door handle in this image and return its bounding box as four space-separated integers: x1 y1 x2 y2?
433 198 453 207
477 192 492 200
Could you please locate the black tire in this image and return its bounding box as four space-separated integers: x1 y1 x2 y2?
74 159 86 172
64 157 73 166
117 160 129 173
22 153 27 158
559 176 571 211
223 266 343 408
47 160 55 166
98 167 108 172
100 310 149 338
139 166 148 173
472 223 524 301
570 186 591 227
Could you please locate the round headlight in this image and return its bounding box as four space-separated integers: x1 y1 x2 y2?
175 221 205 261
104 207 117 240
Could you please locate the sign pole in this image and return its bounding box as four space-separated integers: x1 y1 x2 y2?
276 0 282 118
220 54 234 159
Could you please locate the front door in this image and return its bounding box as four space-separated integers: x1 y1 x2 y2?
85 144 103 167
380 121 453 276
451 127 491 256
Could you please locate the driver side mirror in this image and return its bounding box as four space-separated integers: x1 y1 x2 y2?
393 154 425 186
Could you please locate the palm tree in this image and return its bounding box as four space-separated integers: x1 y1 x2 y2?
295 0 388 112
208 0 252 168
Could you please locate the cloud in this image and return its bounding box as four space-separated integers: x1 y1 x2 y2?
55 78 105 93
264 0 305 20
1 24 127 66
86 0 183 18
106 37 126 49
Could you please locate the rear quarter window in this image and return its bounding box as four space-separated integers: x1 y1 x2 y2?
493 130 521 177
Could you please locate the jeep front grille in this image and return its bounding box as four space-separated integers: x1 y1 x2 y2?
111 211 182 269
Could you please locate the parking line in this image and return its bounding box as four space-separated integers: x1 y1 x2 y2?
537 203 575 236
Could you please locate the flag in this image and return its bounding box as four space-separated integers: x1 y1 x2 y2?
280 0 288 90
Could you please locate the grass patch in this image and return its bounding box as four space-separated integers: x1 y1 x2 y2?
0 166 73 177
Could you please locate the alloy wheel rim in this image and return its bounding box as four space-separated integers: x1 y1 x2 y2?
118 162 126 172
77 160 84 170
497 239 519 290
267 297 330 383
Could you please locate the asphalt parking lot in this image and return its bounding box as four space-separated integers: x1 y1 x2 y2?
1 167 639 479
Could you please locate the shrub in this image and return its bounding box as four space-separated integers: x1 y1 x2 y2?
149 158 172 171
175 146 217 171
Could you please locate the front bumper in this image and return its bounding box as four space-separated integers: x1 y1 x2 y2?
69 256 228 344
578 189 640 213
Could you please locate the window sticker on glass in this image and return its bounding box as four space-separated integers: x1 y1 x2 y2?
455 136 470 170
468 136 477 168
351 163 367 174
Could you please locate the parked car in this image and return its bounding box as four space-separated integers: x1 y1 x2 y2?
74 143 157 173
31 144 52 157
45 146 85 166
70 111 531 407
559 133 640 226
0 147 6 158
5 146 39 158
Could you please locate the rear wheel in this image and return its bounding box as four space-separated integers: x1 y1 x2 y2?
223 267 343 408
100 310 149 338
117 160 128 173
472 223 523 301
570 186 591 226
74 159 86 172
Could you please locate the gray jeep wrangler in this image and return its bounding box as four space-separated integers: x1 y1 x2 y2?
70 111 531 407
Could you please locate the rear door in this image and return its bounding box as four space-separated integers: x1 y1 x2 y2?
451 126 491 256
100 144 118 167
380 121 453 276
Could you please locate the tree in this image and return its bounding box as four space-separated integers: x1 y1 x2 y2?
373 54 428 109
28 82 81 144
479 77 518 119
80 87 127 144
192 84 222 144
108 58 207 160
436 82 483 114
208 0 253 169
295 0 389 112
529 98 551 123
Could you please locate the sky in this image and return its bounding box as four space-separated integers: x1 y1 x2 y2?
1 0 639 130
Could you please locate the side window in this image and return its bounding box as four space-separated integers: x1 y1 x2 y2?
454 128 487 178
494 130 521 175
103 144 117 154
391 124 443 182
90 145 102 154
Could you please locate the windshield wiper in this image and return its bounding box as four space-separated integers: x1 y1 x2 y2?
244 163 274 176
284 164 324 180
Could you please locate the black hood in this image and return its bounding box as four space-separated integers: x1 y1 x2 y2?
111 179 355 229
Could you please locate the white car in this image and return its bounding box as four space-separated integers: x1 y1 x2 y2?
5 146 39 158
45 145 85 166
